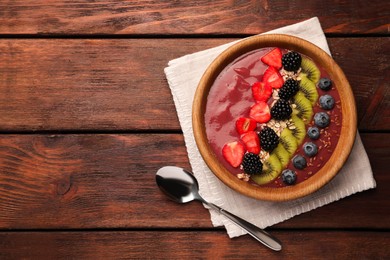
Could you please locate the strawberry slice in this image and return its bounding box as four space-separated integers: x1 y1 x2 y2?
241 131 260 154
251 81 272 102
262 66 284 89
235 117 257 135
249 101 271 123
261 48 282 69
222 141 245 167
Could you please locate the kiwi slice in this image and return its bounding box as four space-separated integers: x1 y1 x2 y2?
292 92 314 123
300 57 320 84
290 114 306 145
272 143 290 168
251 154 282 185
299 75 319 106
279 128 298 155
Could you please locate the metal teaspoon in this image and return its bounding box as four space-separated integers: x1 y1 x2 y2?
155 166 282 251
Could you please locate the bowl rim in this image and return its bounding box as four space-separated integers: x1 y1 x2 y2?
192 34 357 201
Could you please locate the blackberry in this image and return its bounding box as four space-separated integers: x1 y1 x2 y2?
278 79 299 100
259 127 279 152
282 51 302 71
242 153 263 175
271 99 292 120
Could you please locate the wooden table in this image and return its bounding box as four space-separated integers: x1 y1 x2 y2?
0 1 389 259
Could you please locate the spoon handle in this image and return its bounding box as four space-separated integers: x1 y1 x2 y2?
205 202 282 251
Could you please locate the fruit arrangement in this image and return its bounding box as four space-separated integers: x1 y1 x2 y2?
219 47 340 186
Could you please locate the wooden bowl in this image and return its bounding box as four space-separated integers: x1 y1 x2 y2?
192 34 357 201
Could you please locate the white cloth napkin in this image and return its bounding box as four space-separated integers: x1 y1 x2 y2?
164 17 376 238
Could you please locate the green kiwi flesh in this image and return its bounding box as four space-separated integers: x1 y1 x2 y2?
279 128 298 155
290 114 306 145
272 143 290 168
251 154 282 185
299 75 319 106
292 92 314 123
300 57 320 84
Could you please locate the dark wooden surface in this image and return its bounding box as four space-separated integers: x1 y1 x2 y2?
0 1 389 259
0 0 388 35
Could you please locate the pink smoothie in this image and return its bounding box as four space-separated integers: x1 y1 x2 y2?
204 48 342 188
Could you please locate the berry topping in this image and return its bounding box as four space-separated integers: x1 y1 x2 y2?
241 131 261 154
281 169 297 185
260 48 282 69
242 153 263 175
314 112 330 128
292 155 307 170
222 141 245 168
252 81 272 102
307 126 320 140
236 117 257 135
259 126 279 152
278 79 299 100
249 101 271 123
270 99 292 120
282 51 302 72
319 94 335 110
303 142 318 157
262 66 284 89
318 78 332 91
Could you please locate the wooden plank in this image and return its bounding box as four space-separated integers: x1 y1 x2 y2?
0 1 388 35
0 231 389 259
0 133 388 229
328 39 390 131
0 38 389 131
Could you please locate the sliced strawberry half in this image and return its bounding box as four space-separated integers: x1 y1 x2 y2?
249 101 271 123
261 48 282 69
262 66 284 89
241 131 260 154
235 117 257 135
251 81 272 102
222 141 245 168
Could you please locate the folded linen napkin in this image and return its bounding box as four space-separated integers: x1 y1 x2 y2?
164 17 376 238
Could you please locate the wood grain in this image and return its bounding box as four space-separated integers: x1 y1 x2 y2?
0 133 388 229
0 1 388 35
0 231 389 259
328 38 390 130
0 38 388 131
0 1 388 257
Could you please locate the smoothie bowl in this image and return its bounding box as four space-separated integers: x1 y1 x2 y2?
192 34 356 201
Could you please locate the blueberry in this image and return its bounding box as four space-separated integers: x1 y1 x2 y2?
303 142 318 157
281 169 297 185
307 126 320 140
318 78 332 91
319 94 335 110
292 155 307 170
314 112 330 128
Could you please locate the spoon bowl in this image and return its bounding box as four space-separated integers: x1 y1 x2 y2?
156 166 200 203
156 166 282 251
